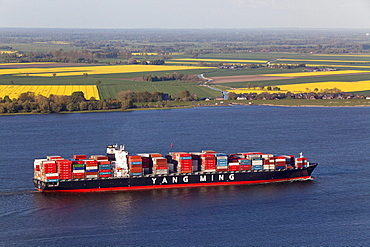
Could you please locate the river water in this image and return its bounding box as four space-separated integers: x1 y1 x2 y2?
0 105 369 246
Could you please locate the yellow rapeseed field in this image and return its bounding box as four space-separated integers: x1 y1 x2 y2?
0 85 100 100
228 80 370 94
261 70 370 77
0 51 17 54
0 64 206 77
276 81 370 93
170 58 267 63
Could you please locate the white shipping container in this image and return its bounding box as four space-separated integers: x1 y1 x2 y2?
263 165 270 170
228 162 239 166
73 170 85 174
154 170 169 175
261 154 274 159
137 153 150 157
275 158 285 162
203 169 217 172
45 173 59 177
85 166 98 170
252 160 263 165
248 154 261 159
46 156 63 160
86 175 98 179
34 159 47 167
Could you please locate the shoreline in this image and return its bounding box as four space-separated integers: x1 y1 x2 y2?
1 101 370 116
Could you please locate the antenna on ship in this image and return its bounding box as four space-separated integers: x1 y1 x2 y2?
299 152 304 158
170 143 173 148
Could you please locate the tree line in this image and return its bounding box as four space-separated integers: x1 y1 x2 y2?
142 72 200 82
0 90 197 114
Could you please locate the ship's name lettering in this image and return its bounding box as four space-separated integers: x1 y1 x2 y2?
151 174 235 184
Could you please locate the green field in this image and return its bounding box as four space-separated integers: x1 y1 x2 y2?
1 52 370 100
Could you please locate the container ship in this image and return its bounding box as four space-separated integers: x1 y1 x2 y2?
33 145 318 192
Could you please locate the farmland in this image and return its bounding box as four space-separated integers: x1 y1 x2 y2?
0 85 99 100
1 28 370 105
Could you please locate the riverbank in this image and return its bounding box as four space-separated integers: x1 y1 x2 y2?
1 99 369 116
248 99 370 107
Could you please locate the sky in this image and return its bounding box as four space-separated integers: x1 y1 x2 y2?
0 0 369 29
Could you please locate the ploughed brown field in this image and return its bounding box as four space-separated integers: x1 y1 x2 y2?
0 63 98 68
209 75 292 84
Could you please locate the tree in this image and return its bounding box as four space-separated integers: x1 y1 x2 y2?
180 90 192 101
95 80 102 85
71 91 86 102
127 57 137 64
120 99 134 110
227 92 237 100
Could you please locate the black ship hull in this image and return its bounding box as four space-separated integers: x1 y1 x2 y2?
34 164 317 192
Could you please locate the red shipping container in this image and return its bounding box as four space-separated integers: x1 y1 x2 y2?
154 166 168 169
84 160 98 165
240 165 252 170
98 161 111 165
48 156 63 160
149 153 162 158
228 166 240 171
99 169 111 173
180 170 192 173
130 168 143 172
179 159 192 163
200 154 215 158
44 162 57 167
217 168 228 172
178 164 193 168
86 172 98 175
44 168 57 173
128 155 142 159
204 165 216 169
73 155 87 160
178 154 191 157
85 164 98 168
99 174 112 178
128 159 142 163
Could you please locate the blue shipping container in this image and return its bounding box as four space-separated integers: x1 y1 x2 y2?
130 161 142 165
46 179 59 182
252 165 263 170
99 172 112 175
85 169 98 173
99 164 111 168
73 167 85 170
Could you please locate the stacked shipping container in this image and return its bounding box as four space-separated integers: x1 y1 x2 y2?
34 149 310 182
128 155 143 176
